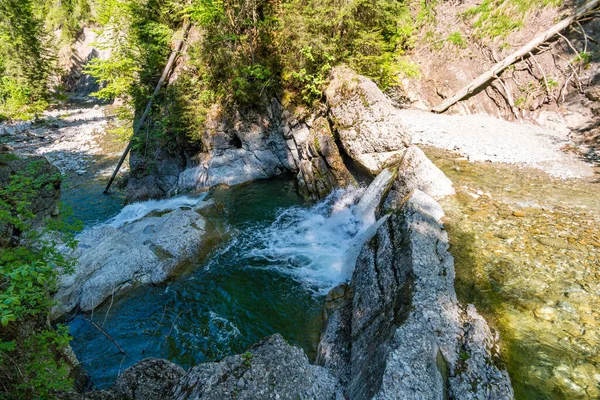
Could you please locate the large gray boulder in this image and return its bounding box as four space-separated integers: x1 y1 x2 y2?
317 188 513 400
53 201 214 318
174 334 344 400
129 99 294 201
111 358 186 400
382 145 455 211
325 66 412 175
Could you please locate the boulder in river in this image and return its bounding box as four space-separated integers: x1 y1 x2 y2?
53 199 215 318
173 334 344 400
74 335 343 400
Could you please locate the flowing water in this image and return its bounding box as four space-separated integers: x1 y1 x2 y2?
422 146 600 400
66 177 378 389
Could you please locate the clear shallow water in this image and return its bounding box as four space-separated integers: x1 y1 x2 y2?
423 147 600 400
68 177 375 389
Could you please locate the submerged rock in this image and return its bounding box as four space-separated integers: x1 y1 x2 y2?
53 201 214 318
325 66 411 175
317 188 513 399
174 334 344 400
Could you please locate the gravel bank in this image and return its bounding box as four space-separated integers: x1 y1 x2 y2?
1 105 114 176
399 109 595 179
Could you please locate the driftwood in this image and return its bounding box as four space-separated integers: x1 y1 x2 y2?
432 0 600 113
104 20 192 193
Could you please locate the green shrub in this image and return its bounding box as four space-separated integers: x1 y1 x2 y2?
0 160 80 398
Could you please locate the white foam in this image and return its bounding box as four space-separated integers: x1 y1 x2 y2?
245 184 388 294
106 194 207 228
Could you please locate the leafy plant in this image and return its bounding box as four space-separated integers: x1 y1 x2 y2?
0 159 80 398
447 31 467 48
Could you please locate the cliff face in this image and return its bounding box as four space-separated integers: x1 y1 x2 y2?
126 66 413 203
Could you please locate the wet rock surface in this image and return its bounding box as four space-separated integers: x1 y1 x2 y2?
53 201 213 318
318 188 513 400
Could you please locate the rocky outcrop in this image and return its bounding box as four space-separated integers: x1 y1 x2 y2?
129 100 294 202
75 359 186 400
317 188 512 399
294 117 355 199
174 334 344 399
381 145 455 212
75 335 343 400
53 200 215 318
127 66 415 202
325 66 412 175
0 152 61 246
58 27 112 99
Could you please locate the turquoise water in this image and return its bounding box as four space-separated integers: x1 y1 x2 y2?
67 177 332 389
61 175 125 226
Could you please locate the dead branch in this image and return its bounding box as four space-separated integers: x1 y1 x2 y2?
83 317 128 356
104 19 192 193
493 75 520 119
556 31 581 56
528 51 551 99
555 53 584 93
432 0 599 113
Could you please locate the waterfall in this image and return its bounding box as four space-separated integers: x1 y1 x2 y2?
243 169 395 293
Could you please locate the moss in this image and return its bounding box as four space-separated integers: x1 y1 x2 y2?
0 153 20 163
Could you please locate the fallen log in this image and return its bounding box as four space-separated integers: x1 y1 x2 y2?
431 0 599 113
104 20 192 193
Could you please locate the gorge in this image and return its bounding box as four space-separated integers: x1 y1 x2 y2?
1 0 599 399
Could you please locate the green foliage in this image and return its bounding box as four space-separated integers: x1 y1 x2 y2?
0 159 80 398
242 351 253 366
462 0 561 39
0 0 55 120
280 0 417 102
447 31 467 48
38 0 93 44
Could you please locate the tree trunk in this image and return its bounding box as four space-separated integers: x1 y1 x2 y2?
431 0 599 113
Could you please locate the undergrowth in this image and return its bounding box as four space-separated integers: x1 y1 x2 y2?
0 158 81 398
462 0 563 39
